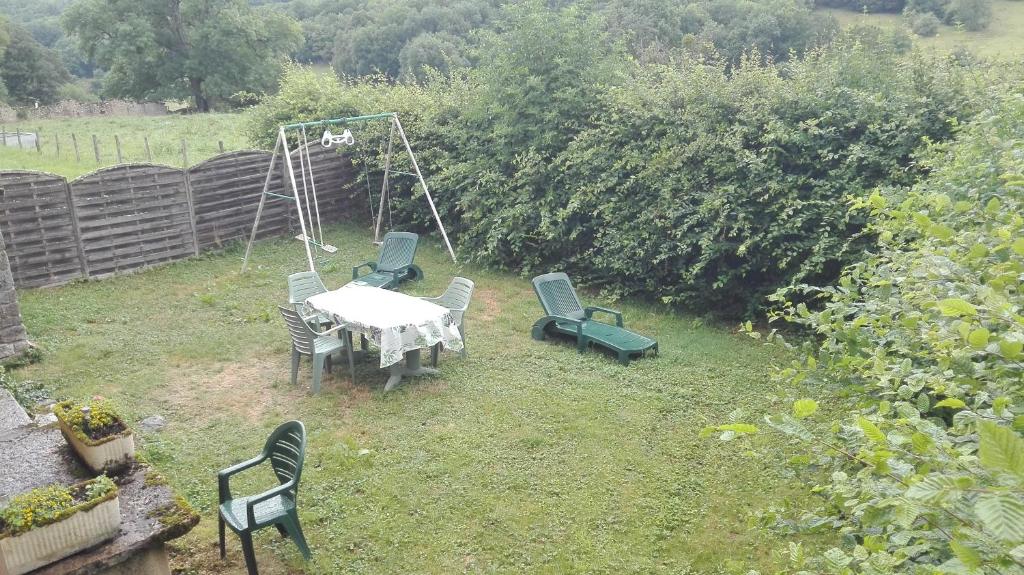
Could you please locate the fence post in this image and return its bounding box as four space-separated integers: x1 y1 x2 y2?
35 128 41 154
180 138 200 256
144 136 152 162
63 178 90 278
218 140 225 153
92 134 100 164
72 133 81 162
16 128 22 149
115 135 122 164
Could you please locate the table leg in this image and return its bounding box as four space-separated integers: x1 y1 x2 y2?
384 349 439 391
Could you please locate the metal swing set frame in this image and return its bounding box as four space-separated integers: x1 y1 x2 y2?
241 112 456 273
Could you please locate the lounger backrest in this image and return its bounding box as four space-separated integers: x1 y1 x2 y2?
377 232 419 273
532 272 585 321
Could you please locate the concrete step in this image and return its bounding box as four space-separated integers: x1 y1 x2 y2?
0 388 30 432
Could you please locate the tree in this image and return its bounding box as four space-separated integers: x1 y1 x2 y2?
398 32 468 82
946 0 993 29
0 21 71 105
62 0 301 111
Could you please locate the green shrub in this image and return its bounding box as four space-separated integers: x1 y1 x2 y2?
946 0 993 29
908 10 941 35
250 9 993 316
905 0 950 19
55 81 99 103
736 92 1024 573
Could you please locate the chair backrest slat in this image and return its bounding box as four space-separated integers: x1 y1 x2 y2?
377 231 418 272
279 305 316 354
263 421 307 496
288 271 328 304
435 277 474 313
532 272 585 320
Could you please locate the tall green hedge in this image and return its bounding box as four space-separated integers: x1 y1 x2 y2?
734 90 1024 575
249 5 998 316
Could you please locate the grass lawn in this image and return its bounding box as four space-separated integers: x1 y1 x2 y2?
820 0 1024 59
11 223 820 574
0 113 248 178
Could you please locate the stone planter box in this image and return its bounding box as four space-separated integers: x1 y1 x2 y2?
0 496 120 575
57 419 135 474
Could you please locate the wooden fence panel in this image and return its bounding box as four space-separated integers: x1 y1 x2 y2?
69 165 195 278
189 150 292 251
0 171 83 287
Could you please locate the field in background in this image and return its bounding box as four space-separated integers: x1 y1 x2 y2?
0 113 249 178
820 0 1024 59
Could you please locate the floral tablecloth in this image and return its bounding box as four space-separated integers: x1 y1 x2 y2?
303 282 464 368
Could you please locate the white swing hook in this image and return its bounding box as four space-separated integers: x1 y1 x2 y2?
321 128 355 148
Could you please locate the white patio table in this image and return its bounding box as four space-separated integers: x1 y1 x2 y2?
303 282 464 391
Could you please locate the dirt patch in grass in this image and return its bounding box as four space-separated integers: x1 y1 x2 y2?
169 536 301 575
163 357 364 424
475 288 502 322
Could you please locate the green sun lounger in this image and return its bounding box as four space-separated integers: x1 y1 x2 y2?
350 231 423 290
531 272 657 366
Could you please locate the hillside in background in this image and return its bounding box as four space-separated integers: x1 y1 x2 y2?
819 0 1024 59
0 0 1019 110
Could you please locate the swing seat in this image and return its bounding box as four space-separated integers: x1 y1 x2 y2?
350 232 422 290
294 233 337 252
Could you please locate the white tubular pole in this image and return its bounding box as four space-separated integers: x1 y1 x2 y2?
280 126 316 272
296 128 317 258
374 117 396 243
241 133 282 272
393 115 456 263
301 126 326 247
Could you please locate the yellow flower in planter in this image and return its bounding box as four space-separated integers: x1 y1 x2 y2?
0 477 116 538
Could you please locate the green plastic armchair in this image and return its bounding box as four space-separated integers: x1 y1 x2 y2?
351 231 422 289
531 272 657 366
279 305 355 392
287 271 330 327
218 420 310 575
420 276 474 366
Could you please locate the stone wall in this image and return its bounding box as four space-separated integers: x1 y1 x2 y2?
0 226 30 362
0 100 167 123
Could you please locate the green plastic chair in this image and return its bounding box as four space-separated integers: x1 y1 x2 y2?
218 420 310 575
279 305 355 392
351 231 423 289
287 271 330 328
531 272 658 366
420 277 474 366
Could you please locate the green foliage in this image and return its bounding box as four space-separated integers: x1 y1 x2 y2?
0 20 71 104
0 476 116 538
328 0 496 77
905 0 952 19
946 0 994 29
61 0 302 111
250 5 992 316
908 10 942 35
55 81 99 103
737 93 1024 573
818 0 908 14
53 398 128 444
